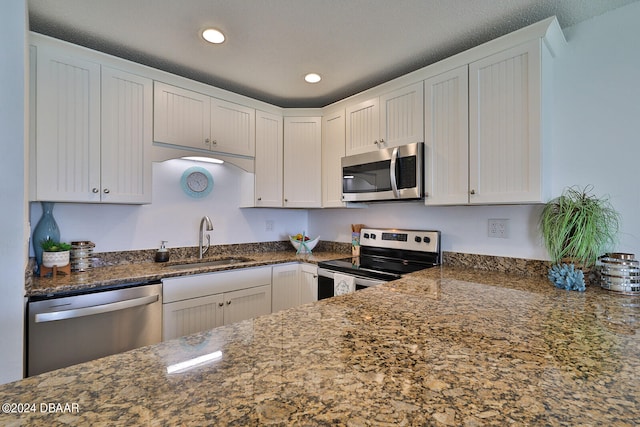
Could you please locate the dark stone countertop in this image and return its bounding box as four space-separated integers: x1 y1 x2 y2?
4 265 639 426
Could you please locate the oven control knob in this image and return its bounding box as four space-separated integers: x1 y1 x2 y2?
423 236 431 243
363 233 370 239
414 236 422 243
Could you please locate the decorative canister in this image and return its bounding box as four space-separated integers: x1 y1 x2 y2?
598 253 640 295
70 241 95 272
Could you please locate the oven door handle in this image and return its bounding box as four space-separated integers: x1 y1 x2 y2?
389 146 400 198
318 268 387 287
34 294 159 323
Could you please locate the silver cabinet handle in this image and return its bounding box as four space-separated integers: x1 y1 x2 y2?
103 188 110 194
35 294 159 323
92 188 99 193
390 146 400 198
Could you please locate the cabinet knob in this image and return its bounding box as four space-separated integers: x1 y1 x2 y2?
379 138 385 144
425 192 429 197
284 198 288 203
218 302 224 307
226 300 231 305
470 189 476 195
103 188 110 194
211 140 217 146
373 140 379 146
92 188 99 194
257 197 262 201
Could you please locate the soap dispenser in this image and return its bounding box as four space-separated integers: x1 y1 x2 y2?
155 241 170 263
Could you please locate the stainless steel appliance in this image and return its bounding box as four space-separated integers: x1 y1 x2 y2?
341 142 423 202
317 228 440 300
27 281 162 376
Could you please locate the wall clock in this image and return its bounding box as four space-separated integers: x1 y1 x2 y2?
181 167 213 198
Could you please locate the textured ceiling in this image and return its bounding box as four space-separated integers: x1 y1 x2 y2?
28 0 638 108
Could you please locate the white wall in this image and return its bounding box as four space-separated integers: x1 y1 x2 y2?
30 159 307 253
310 2 640 260
0 0 28 384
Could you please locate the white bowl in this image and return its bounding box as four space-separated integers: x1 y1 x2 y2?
289 236 319 253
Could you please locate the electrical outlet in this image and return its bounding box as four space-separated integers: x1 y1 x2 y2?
265 220 274 231
488 219 509 238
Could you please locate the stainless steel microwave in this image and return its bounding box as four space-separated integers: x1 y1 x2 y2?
341 142 423 202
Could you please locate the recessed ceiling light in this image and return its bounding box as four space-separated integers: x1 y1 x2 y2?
304 73 322 83
202 28 225 44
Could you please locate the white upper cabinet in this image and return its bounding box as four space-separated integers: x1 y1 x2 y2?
101 67 153 204
379 82 424 148
345 82 424 155
345 98 379 155
321 109 346 208
424 65 470 205
254 110 283 207
34 43 152 204
469 40 544 204
35 47 101 202
153 82 210 152
209 98 255 157
423 19 564 206
153 81 255 157
283 116 322 208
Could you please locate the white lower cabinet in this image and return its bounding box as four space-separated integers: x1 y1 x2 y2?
162 267 272 341
271 263 318 313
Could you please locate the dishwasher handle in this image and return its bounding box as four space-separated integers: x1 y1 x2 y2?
35 294 159 323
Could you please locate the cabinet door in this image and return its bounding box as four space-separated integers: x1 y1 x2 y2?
424 66 470 205
162 294 225 341
283 116 322 208
210 98 255 157
35 46 101 202
153 82 210 151
101 67 153 204
271 264 300 312
321 110 346 207
223 284 272 325
299 264 318 305
379 82 424 149
345 98 379 155
255 110 283 207
469 39 543 204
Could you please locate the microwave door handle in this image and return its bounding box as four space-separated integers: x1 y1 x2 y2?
389 147 400 198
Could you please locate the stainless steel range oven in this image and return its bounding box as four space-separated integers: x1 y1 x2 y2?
317 228 441 300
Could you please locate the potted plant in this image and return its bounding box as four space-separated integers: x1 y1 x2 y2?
540 185 620 291
40 238 72 268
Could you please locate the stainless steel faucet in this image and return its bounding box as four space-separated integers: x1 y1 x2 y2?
199 216 213 259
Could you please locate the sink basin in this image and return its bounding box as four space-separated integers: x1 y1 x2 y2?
165 257 253 270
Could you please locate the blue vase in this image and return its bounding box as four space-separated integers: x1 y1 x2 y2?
32 202 60 273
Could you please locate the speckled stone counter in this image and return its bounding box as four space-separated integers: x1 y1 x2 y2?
27 248 347 297
4 266 638 426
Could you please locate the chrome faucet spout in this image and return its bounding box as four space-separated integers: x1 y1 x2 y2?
199 216 213 259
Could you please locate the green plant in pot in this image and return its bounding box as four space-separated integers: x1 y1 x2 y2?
40 238 72 268
540 185 620 291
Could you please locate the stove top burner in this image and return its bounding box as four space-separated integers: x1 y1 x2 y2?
318 228 441 281
319 255 438 280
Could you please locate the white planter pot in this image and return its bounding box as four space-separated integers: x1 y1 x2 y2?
42 250 70 268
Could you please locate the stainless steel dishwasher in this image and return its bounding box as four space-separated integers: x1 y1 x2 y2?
27 281 162 376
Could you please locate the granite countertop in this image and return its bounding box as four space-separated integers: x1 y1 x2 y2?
4 265 639 426
27 249 347 297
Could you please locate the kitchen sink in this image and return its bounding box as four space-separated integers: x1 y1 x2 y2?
164 257 253 270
